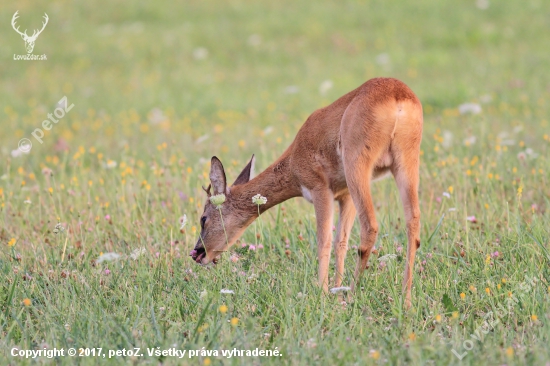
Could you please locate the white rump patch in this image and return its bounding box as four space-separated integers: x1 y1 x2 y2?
301 186 313 203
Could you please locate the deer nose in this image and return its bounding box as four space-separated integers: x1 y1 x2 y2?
190 243 206 263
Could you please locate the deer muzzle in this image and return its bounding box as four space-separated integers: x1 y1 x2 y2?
189 246 206 263
189 245 220 265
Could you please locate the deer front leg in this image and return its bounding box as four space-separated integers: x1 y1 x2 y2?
333 194 356 288
311 189 335 293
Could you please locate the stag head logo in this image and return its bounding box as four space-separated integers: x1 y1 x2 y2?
11 11 49 54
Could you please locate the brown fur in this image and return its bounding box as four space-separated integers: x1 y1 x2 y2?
191 77 423 309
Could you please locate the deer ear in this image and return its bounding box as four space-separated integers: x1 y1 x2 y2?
209 156 227 195
232 155 255 186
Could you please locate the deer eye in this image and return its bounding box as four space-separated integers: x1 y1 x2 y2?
200 216 207 229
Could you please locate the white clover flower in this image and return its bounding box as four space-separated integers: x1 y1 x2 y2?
209 193 226 208
179 214 187 230
378 254 397 262
252 194 267 205
247 34 262 46
193 47 208 60
96 252 121 263
130 247 147 260
319 80 333 95
104 160 117 169
330 287 351 294
463 136 477 146
525 148 538 158
53 223 65 234
11 149 29 158
458 103 482 115
376 53 390 66
442 130 453 149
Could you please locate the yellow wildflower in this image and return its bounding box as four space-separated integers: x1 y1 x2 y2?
505 347 514 357
369 350 380 360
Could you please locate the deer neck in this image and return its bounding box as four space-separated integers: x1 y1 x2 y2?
231 149 301 216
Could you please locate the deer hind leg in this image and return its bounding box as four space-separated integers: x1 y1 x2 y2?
340 106 392 293
392 152 421 310
333 194 356 288
311 189 335 293
391 102 422 309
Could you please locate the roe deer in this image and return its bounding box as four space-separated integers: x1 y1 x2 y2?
190 77 423 308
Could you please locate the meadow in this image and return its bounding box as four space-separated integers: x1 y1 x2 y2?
1 0 550 364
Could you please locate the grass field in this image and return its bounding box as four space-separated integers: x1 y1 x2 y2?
1 0 550 364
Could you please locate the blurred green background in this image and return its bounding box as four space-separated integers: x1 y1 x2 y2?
2 0 549 160
1 1 550 365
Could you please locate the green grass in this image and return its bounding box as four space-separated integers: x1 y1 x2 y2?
1 0 550 364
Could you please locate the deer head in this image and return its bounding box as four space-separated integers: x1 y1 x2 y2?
12 11 49 54
190 155 256 264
